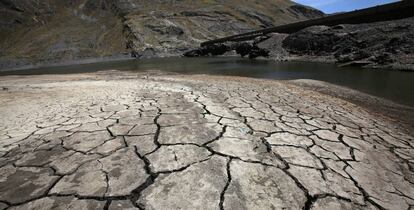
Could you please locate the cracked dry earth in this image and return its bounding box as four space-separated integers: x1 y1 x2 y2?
0 71 413 210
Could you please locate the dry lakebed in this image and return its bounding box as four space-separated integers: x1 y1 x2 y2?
0 70 413 210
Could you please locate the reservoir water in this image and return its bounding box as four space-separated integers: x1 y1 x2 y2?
1 57 413 107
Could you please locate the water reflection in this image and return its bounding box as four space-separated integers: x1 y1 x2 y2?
1 57 413 107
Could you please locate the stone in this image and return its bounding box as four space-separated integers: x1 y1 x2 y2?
248 46 270 59
234 42 254 57
224 160 307 209
146 145 211 173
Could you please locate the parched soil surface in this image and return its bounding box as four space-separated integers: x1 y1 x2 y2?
0 71 413 210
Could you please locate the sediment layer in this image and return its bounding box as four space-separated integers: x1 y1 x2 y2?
0 71 413 209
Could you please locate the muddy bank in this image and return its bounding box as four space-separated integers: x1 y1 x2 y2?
290 79 414 128
1 70 412 132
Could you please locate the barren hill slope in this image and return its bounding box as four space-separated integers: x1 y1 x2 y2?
0 0 323 69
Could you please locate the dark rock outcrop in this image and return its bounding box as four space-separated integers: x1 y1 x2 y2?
281 17 414 69
233 42 270 59
185 17 413 70
234 42 254 58
184 41 269 59
256 33 289 60
247 46 270 59
184 44 229 57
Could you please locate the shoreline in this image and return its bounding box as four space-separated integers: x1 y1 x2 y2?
289 79 414 130
2 53 413 74
271 55 414 72
1 70 413 132
182 73 414 132
1 56 413 108
1 58 413 106
0 55 134 73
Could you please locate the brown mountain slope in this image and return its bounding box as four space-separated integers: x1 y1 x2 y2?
0 0 324 69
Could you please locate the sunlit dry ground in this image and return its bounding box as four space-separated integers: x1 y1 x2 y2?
0 71 413 210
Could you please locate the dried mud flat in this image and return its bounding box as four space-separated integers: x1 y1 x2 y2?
0 71 413 210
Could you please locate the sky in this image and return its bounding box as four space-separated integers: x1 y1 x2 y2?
292 0 400 14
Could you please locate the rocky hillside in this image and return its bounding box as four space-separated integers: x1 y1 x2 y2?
0 0 127 69
281 17 414 70
0 0 324 69
186 17 414 71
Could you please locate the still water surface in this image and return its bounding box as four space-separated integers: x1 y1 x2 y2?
1 57 413 107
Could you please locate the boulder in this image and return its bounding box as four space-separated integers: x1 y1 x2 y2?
234 42 254 57
184 44 230 57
